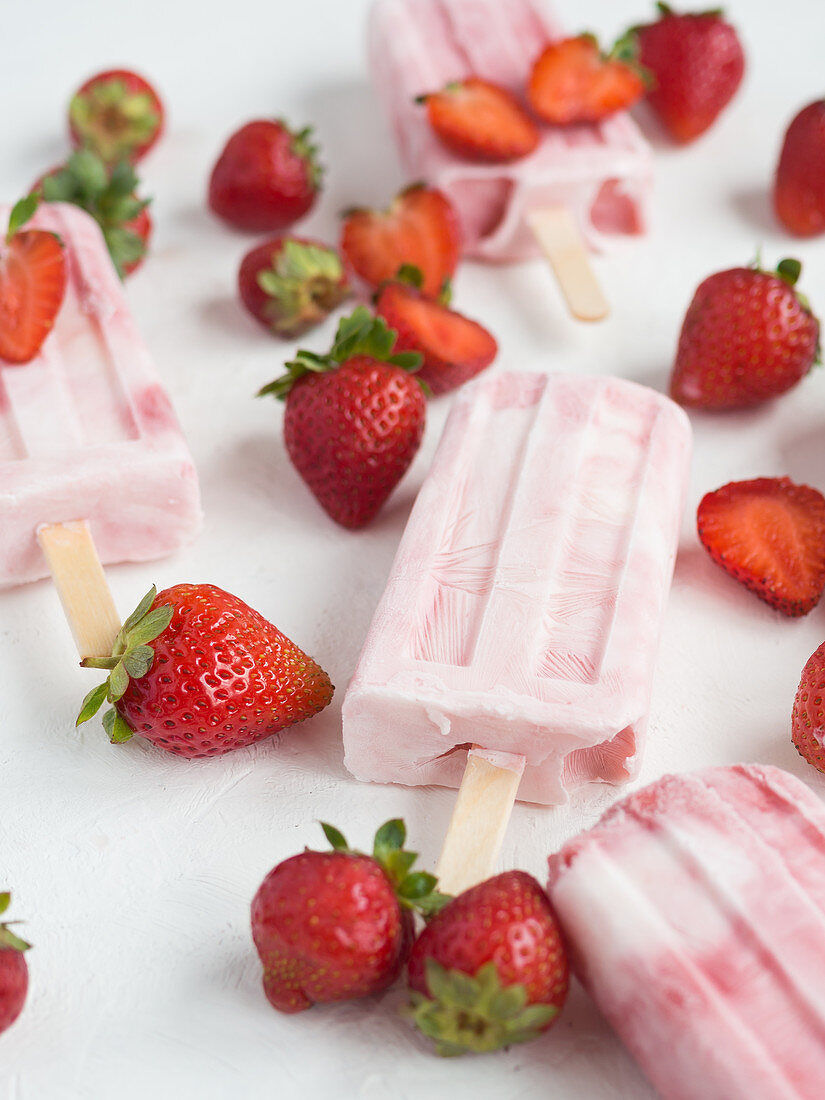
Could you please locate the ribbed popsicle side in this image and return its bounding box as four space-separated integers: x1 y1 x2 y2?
368 0 654 260
547 764 825 1099
0 203 202 587
342 373 691 805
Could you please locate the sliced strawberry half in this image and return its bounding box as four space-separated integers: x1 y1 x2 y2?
697 477 825 617
340 184 461 300
375 274 497 395
0 196 67 365
418 77 540 162
69 68 164 164
528 34 647 125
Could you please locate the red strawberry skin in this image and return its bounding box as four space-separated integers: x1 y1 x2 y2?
408 871 568 1015
340 185 461 300
251 849 413 1013
284 356 426 528
115 583 333 757
635 9 744 143
208 121 321 232
375 282 497 396
0 229 67 364
0 949 28 1035
422 78 540 162
774 102 825 236
670 267 819 410
69 69 164 163
697 477 825 617
792 642 825 773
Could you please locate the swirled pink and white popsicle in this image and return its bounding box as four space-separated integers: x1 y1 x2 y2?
369 0 653 262
548 764 825 1100
0 202 202 587
342 372 691 805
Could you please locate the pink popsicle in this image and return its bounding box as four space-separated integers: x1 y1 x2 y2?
0 202 201 589
343 372 691 807
369 0 653 263
548 764 825 1100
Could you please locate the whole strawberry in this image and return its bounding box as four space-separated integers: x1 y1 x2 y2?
77 583 333 756
340 184 461 300
251 819 446 1012
407 871 568 1056
774 101 825 236
697 477 825 617
0 194 67 364
670 258 820 410
0 893 30 1036
374 267 497 396
35 149 152 278
259 307 426 528
208 120 322 232
238 236 350 338
633 4 744 143
792 642 825 772
69 68 164 164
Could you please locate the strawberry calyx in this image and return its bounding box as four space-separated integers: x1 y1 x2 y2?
5 194 40 245
257 305 423 400
76 586 173 744
604 31 654 85
0 893 30 953
37 149 151 278
408 958 558 1056
256 239 350 335
321 819 450 917
69 76 160 164
288 124 324 191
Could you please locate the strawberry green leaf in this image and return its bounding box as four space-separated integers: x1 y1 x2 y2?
108 662 130 702
0 925 30 953
321 823 349 851
0 894 9 918
396 263 424 290
7 194 39 242
409 959 557 1055
102 707 133 744
125 605 174 648
777 258 802 287
118 585 157 638
122 644 155 679
374 818 406 856
76 682 110 726
398 871 439 900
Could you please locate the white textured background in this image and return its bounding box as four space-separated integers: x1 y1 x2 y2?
2 1 825 1096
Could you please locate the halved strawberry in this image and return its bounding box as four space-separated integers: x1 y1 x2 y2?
69 69 164 164
340 184 461 300
697 477 825 617
528 34 647 125
375 274 497 395
418 78 540 162
0 196 67 365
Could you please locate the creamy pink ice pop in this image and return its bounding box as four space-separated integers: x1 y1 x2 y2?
369 0 653 262
0 202 201 587
548 764 825 1100
342 372 691 805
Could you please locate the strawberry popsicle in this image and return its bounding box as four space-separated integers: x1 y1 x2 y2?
369 0 653 263
548 764 825 1100
342 372 691 807
0 202 201 589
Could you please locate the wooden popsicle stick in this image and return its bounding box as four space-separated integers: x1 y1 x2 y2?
436 748 526 897
527 206 609 323
37 522 121 659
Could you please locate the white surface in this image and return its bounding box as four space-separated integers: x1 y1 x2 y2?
1 1 825 1097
